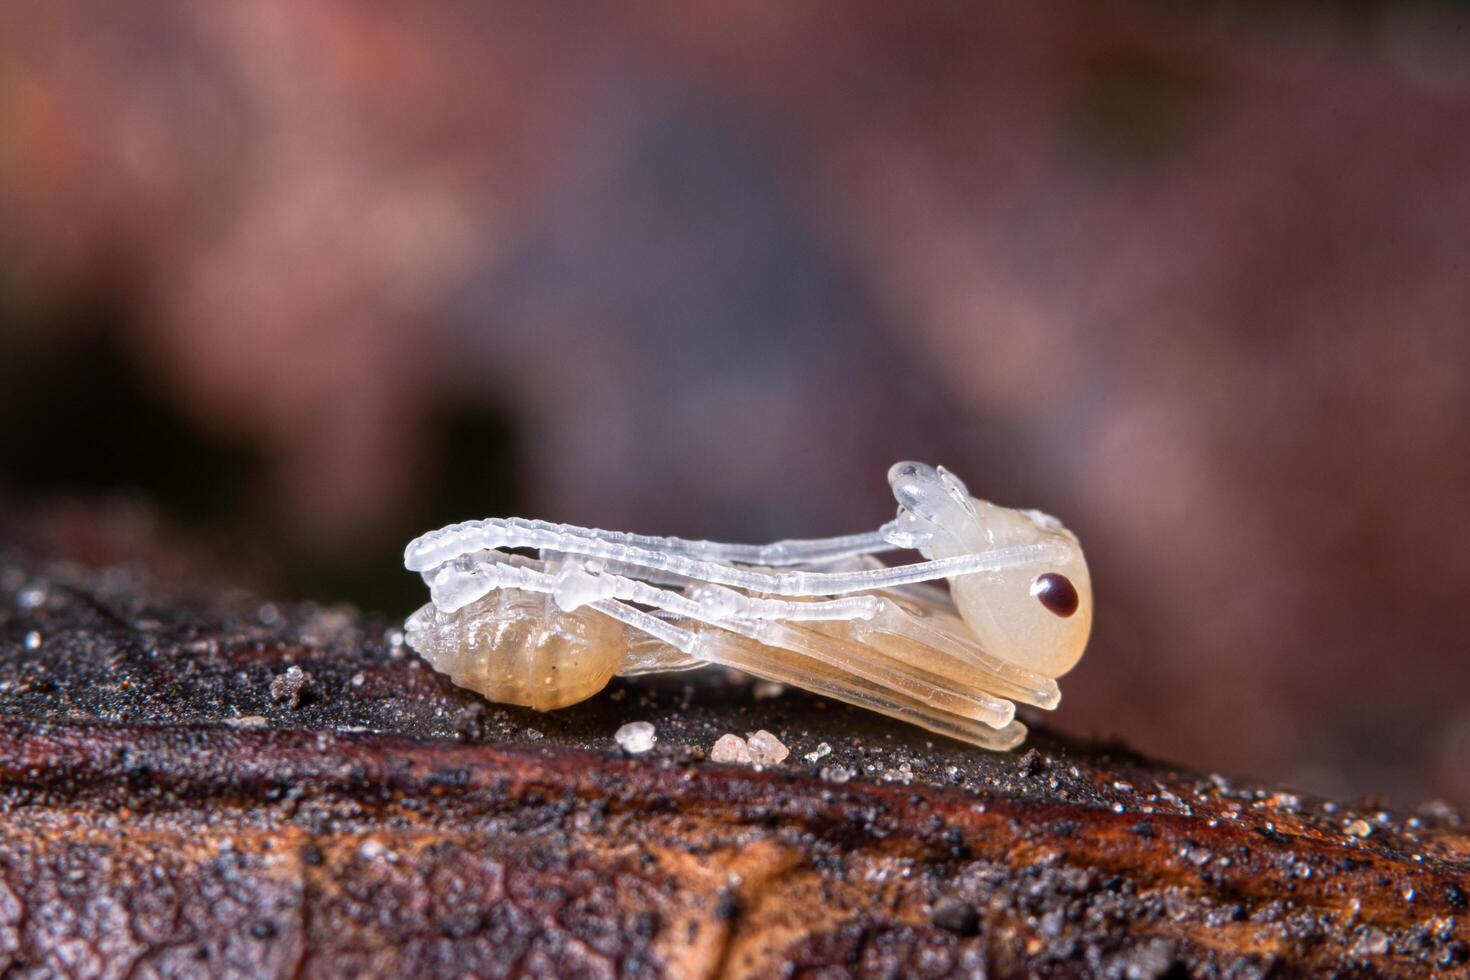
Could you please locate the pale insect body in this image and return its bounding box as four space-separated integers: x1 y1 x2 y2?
403 461 1092 750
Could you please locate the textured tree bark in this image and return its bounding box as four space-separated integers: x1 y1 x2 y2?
1 525 1467 977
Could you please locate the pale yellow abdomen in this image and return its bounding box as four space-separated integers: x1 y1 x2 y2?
405 589 625 711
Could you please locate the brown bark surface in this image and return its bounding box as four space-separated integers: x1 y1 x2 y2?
1 528 1467 977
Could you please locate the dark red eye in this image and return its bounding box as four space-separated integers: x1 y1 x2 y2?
1031 573 1079 618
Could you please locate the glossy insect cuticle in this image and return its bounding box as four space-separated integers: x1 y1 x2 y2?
1031 572 1079 618
403 461 1091 749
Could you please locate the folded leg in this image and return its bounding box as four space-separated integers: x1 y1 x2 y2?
406 517 902 571
409 520 1067 599
423 553 1019 729
693 628 1027 751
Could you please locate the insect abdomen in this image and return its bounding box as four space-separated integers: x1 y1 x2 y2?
405 590 625 711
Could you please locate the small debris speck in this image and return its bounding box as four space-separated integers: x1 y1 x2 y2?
752 681 785 700
454 703 487 740
358 838 394 862
746 730 789 765
1353 928 1391 956
881 762 915 784
23 631 42 650
710 734 754 764
820 765 854 784
804 742 832 763
1345 818 1373 838
1418 799 1462 824
930 897 980 936
615 721 656 754
1440 940 1470 968
269 666 311 709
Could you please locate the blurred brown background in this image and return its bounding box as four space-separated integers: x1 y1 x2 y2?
2 2 1469 809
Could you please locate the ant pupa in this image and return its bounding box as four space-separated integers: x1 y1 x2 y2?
403 462 1091 750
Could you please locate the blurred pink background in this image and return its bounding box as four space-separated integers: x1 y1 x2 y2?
3 2 1470 808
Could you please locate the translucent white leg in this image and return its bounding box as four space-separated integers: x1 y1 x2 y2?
606 541 1066 597
407 520 1067 598
540 553 694 589
602 525 902 566
423 551 880 624
851 599 1060 709
590 602 1027 750
555 551 896 590
693 630 1027 751
619 626 704 675
729 619 1015 729
588 598 697 652
882 578 959 614
406 517 902 571
589 570 1017 729
424 555 1016 728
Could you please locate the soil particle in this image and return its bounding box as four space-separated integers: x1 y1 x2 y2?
930 897 981 936
268 665 311 708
